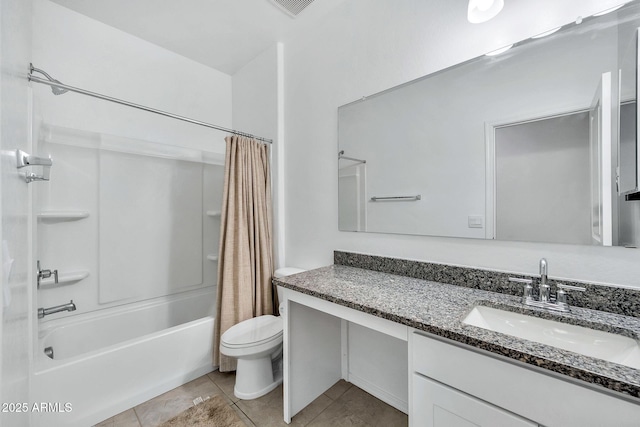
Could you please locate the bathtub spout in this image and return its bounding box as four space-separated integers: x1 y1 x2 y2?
38 300 76 319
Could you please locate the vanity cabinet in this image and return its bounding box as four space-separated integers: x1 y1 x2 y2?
278 271 640 426
412 374 537 427
410 332 640 427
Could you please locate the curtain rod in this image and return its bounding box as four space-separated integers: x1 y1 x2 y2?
27 64 273 144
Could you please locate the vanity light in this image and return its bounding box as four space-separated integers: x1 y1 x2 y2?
531 26 561 39
593 4 625 17
467 0 504 23
485 44 513 56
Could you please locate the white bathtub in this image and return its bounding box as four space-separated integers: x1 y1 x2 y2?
31 288 216 427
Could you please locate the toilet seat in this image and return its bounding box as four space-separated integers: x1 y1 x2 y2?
222 332 282 350
221 315 283 349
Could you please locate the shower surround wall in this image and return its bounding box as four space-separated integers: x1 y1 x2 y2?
1 0 33 426
32 0 232 317
36 126 224 314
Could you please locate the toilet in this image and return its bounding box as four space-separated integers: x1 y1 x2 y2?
220 267 305 400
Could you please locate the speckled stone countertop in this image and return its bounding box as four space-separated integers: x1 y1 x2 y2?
274 264 640 400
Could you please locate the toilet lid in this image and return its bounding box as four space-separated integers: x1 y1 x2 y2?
221 315 283 347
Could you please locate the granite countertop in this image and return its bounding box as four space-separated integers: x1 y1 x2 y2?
273 264 640 400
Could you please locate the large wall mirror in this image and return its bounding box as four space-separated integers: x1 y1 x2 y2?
338 2 640 247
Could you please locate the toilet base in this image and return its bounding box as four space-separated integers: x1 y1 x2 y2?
233 349 283 400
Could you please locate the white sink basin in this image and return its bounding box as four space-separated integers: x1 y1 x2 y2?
463 305 640 369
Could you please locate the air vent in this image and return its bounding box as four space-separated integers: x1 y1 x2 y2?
269 0 314 17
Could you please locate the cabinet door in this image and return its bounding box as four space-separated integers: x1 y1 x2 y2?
412 374 537 427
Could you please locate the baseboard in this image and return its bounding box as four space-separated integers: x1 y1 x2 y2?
347 372 408 414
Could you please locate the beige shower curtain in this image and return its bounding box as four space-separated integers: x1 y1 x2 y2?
214 135 274 372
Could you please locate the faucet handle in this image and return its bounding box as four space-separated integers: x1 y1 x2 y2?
556 283 586 306
557 284 586 292
509 277 533 303
36 260 59 288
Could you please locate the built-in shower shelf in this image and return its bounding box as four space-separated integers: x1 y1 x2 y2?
38 211 90 221
40 270 89 287
206 210 221 217
207 255 219 262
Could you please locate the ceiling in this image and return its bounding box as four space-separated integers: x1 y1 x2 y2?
50 0 347 75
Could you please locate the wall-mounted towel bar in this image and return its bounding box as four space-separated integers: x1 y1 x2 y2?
370 195 421 202
338 150 366 164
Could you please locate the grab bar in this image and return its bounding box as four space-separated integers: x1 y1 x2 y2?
370 195 421 202
16 150 53 183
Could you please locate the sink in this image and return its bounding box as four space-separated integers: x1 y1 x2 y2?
463 305 640 369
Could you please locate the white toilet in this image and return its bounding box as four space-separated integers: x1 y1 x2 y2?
220 267 305 400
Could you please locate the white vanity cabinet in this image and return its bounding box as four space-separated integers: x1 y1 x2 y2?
410 331 640 427
279 280 640 426
412 374 537 427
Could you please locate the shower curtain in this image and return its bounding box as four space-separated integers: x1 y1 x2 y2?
214 135 274 372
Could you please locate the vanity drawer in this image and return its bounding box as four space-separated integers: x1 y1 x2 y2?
410 331 640 427
412 373 537 427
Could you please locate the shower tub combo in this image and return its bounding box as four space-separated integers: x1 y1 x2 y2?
31 289 215 427
28 65 250 427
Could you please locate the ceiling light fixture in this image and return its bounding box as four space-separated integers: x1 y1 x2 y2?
468 0 505 24
485 44 514 56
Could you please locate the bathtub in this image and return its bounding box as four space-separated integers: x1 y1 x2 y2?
31 288 216 427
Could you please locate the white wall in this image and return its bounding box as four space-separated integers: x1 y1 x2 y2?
0 0 33 424
31 0 231 317
231 45 284 266
32 0 231 151
283 0 640 288
232 46 278 139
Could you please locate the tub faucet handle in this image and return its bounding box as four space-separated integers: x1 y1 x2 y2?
37 260 58 288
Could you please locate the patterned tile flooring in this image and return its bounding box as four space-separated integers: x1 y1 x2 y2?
94 371 408 426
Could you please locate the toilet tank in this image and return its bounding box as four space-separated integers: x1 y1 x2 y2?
274 267 305 278
273 267 305 304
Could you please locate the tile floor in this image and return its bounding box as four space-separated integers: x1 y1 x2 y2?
94 370 408 427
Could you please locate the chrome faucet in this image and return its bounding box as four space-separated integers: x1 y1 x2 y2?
38 300 76 319
509 259 585 312
539 258 550 303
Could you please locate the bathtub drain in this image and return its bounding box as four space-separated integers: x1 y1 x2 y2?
44 346 54 359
